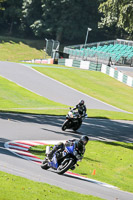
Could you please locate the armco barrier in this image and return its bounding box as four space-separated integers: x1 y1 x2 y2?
101 64 133 87
58 59 133 88
58 58 65 66
80 61 90 69
58 59 101 71
89 62 101 71
22 59 54 64
73 60 80 68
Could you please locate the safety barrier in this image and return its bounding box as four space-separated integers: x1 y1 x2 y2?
101 64 133 87
58 59 133 87
58 59 101 71
21 59 54 64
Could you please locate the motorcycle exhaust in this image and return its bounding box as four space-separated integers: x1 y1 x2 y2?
46 146 51 155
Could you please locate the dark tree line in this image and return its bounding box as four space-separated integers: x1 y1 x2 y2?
0 0 133 43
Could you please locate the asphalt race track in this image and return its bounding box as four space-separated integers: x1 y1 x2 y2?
0 62 133 200
0 61 128 112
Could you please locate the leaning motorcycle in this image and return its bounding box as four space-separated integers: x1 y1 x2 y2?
62 108 88 131
41 145 81 174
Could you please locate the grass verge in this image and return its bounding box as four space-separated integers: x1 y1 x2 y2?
0 72 133 119
0 75 68 114
86 109 133 120
30 141 133 193
0 171 102 200
33 66 133 113
0 36 45 49
0 37 45 62
0 38 133 119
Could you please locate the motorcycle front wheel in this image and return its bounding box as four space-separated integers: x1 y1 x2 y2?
62 120 69 131
73 121 82 131
57 159 73 174
41 159 50 170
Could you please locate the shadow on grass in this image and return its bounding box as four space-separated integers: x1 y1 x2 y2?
84 156 101 163
100 141 133 150
0 36 44 50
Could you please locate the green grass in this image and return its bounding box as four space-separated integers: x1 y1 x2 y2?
0 171 102 200
0 75 68 114
29 145 51 160
33 66 133 113
0 37 46 62
86 109 133 120
0 37 133 198
0 36 45 49
0 67 133 119
0 37 133 119
30 141 133 193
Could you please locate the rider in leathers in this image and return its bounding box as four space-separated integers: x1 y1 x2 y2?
73 100 87 116
47 135 89 161
47 100 88 160
72 100 87 124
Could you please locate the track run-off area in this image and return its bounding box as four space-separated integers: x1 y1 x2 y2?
0 61 133 200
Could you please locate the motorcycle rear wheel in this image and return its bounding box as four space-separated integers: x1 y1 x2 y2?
41 159 50 170
73 124 81 131
73 121 82 131
57 159 73 174
62 120 69 131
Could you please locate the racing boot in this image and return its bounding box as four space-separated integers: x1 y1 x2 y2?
70 166 75 170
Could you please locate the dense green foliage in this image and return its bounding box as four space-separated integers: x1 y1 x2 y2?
0 0 132 43
99 0 133 39
30 0 99 42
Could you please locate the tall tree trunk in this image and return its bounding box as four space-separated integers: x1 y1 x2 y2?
56 27 63 41
8 19 14 35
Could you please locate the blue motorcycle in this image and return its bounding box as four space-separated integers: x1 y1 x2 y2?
41 144 81 174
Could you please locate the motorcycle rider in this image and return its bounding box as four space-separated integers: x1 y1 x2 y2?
47 135 89 161
62 100 87 131
73 100 87 117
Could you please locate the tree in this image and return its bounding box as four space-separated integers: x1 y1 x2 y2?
0 0 6 10
42 0 100 42
21 0 43 36
23 0 100 42
99 0 133 39
0 0 22 35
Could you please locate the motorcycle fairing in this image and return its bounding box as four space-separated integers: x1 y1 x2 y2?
66 145 74 154
49 154 58 169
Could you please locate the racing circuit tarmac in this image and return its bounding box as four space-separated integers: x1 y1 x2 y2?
0 61 129 112
0 61 133 200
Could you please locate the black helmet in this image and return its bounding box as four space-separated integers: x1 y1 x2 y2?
80 135 89 145
79 100 85 106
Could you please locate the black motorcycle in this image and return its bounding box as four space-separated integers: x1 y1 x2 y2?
62 108 87 131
